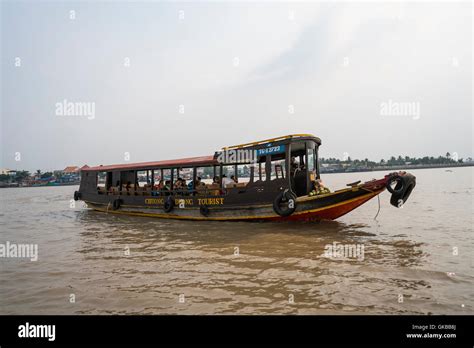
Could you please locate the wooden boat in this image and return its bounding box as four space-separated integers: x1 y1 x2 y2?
75 134 416 221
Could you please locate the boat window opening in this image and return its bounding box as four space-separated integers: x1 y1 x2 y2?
162 169 171 181
290 148 306 175
119 170 135 195
222 165 234 176
221 165 237 189
315 146 320 179
307 148 315 172
198 166 213 181
271 157 286 180
97 171 107 194
290 144 308 196
150 168 172 195
191 167 210 195
151 169 162 193
307 147 318 183
136 171 147 187
172 167 193 195
236 164 250 186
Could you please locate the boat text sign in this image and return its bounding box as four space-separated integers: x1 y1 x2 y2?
256 145 285 157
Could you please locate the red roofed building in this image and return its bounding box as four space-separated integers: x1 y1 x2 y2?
63 166 79 173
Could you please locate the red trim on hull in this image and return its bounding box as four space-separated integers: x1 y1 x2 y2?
268 191 380 222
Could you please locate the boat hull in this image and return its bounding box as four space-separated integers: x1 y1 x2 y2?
82 184 385 222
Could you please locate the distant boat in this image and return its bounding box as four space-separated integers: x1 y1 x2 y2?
75 134 416 221
0 182 19 188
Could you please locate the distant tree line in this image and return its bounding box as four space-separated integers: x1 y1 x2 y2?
320 153 470 168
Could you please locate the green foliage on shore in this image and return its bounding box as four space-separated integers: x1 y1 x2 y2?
320 154 468 168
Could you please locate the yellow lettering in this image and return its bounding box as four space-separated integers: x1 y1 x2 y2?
196 198 224 205
145 198 164 204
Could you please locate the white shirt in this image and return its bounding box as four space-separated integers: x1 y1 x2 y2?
222 177 234 187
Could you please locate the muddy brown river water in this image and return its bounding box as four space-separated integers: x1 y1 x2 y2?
0 167 472 314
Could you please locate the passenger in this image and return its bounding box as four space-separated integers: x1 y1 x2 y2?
187 179 194 191
222 174 234 188
155 179 164 190
290 156 298 172
162 180 171 195
231 175 238 183
174 178 183 190
180 178 187 192
196 176 204 187
212 176 220 185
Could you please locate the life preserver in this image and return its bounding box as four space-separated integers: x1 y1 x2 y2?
200 205 210 217
386 176 404 194
273 190 297 217
164 196 174 213
73 191 81 201
388 174 416 207
112 199 122 210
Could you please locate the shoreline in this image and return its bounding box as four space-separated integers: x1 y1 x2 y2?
320 162 473 174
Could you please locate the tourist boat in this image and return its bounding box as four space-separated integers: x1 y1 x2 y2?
75 134 416 221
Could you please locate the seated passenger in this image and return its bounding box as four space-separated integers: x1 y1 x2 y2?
180 178 188 192
221 174 234 188
187 179 194 191
155 179 164 190
290 156 299 175
231 175 238 183
162 180 171 195
174 178 183 190
196 176 205 188
212 176 220 185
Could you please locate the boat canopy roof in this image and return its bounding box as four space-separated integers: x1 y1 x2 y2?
222 134 321 150
83 156 217 172
82 134 321 172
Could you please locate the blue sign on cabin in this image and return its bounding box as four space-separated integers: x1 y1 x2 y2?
256 144 286 156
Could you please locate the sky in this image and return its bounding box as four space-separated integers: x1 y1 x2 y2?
1 1 472 172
